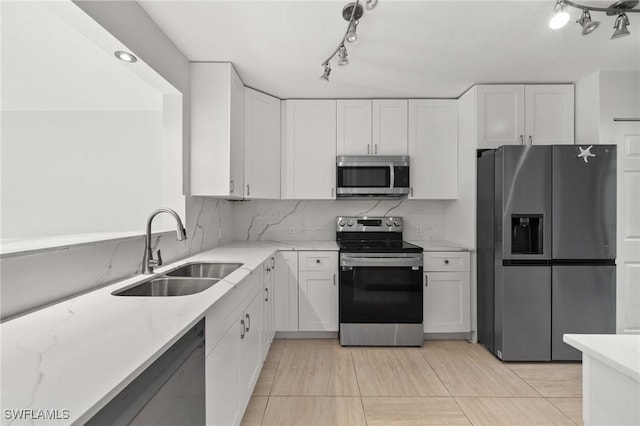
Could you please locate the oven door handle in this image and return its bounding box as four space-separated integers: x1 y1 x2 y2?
341 256 423 268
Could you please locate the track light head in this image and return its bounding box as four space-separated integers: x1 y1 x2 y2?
320 63 332 81
576 10 600 35
338 45 349 65
549 0 571 29
611 12 631 38
346 21 359 43
364 0 378 11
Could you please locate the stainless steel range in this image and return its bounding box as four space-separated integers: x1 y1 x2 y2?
337 216 424 347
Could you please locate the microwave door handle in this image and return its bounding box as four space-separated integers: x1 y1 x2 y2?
390 165 395 190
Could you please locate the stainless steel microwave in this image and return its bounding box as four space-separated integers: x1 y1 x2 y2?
336 155 410 197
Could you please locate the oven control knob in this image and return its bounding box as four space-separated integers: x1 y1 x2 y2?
393 220 400 227
347 220 354 226
338 219 345 227
386 218 393 227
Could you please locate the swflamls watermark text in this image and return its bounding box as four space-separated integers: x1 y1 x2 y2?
3 409 70 421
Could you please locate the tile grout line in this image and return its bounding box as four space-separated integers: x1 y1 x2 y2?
544 397 581 426
507 367 547 398
419 345 475 425
260 340 287 425
349 349 369 426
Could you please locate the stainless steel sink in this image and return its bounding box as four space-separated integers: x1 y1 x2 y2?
112 277 219 297
165 262 243 279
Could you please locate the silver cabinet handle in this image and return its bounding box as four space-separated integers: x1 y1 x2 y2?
528 135 533 145
265 288 269 302
444 259 449 265
410 187 414 197
271 256 275 269
247 184 250 196
374 144 378 154
316 259 321 264
240 319 245 339
425 275 429 287
331 187 334 198
367 144 370 154
520 135 524 145
245 313 251 332
333 274 336 286
230 180 235 193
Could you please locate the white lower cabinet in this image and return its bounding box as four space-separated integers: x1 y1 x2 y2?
273 251 299 332
298 252 338 332
206 281 264 426
423 252 471 333
262 256 275 360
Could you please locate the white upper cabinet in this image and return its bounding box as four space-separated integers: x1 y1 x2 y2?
336 99 408 155
190 62 244 198
337 100 372 155
244 88 281 199
408 99 458 199
525 85 575 145
372 99 408 155
282 100 337 199
477 84 574 149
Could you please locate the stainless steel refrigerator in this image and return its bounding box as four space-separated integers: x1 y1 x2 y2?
477 145 616 361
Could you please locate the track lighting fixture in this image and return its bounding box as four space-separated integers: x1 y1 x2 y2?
338 45 349 65
611 12 631 38
320 63 332 81
548 0 638 38
549 0 571 29
576 10 600 35
346 21 359 44
320 0 377 81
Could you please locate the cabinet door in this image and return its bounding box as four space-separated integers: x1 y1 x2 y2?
244 88 281 199
423 272 470 333
274 251 299 332
477 85 525 148
337 100 372 155
206 317 241 426
298 270 338 331
240 291 263 405
229 67 245 198
283 100 337 199
408 99 458 199
373 99 408 155
525 85 574 145
190 63 244 198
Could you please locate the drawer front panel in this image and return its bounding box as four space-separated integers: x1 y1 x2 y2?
299 251 338 271
424 252 470 272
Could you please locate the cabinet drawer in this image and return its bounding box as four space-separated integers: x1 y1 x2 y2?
298 251 338 271
424 252 470 272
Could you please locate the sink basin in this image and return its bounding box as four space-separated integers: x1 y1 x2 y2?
166 262 243 279
112 277 219 297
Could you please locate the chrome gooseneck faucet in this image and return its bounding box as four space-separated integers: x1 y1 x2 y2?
143 208 187 274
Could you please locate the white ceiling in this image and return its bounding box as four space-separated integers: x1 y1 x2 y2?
138 0 640 99
1 1 162 111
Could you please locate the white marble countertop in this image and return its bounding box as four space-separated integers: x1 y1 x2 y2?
564 334 640 382
407 240 471 252
0 244 279 425
0 238 467 425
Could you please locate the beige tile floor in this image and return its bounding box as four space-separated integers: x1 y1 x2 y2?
241 339 583 426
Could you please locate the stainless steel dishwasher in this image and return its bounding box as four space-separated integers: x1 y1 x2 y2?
87 320 205 425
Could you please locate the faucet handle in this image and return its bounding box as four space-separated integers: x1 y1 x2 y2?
155 249 163 267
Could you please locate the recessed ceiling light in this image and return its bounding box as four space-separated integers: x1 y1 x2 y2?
114 51 137 63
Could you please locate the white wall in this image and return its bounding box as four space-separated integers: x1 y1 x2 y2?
233 199 446 242
0 1 234 320
575 72 600 145
1 111 163 239
575 70 640 144
598 71 640 144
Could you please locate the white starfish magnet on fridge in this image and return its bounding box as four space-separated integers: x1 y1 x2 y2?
577 145 596 163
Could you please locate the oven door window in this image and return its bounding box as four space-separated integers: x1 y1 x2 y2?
337 167 391 188
340 266 423 323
